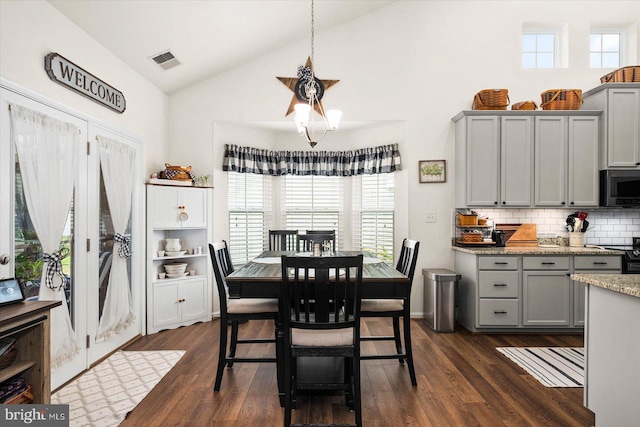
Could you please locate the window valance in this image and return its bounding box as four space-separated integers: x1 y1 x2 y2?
223 143 401 176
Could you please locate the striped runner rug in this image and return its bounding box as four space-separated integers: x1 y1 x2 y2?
496 347 584 387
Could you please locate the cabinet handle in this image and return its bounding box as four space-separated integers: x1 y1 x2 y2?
178 298 186 303
593 262 608 265
541 262 556 265
570 202 575 205
502 201 506 205
494 262 508 265
493 283 508 287
494 201 498 205
561 202 566 205
494 311 508 314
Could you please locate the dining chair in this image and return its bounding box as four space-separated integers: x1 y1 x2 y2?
297 233 335 252
280 254 364 427
360 238 420 386
269 229 298 251
209 241 278 391
306 229 336 251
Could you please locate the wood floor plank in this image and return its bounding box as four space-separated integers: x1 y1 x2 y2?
118 319 593 426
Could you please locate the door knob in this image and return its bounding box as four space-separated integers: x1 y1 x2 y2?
0 254 9 265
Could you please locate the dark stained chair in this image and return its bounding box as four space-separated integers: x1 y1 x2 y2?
209 241 278 391
297 233 335 252
360 238 420 386
280 254 364 427
269 229 298 251
306 229 336 251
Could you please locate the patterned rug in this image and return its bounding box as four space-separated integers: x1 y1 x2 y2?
496 347 584 387
52 350 185 426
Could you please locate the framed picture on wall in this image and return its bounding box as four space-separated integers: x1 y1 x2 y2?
419 160 446 183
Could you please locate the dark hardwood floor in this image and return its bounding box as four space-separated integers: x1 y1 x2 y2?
120 319 593 426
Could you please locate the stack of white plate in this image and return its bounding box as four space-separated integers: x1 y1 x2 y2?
164 263 188 278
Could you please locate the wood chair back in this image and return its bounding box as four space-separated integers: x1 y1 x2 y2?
268 230 298 251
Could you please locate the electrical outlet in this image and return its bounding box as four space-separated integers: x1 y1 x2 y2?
425 211 436 223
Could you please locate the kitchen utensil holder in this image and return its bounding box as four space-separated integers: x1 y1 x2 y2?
569 232 585 248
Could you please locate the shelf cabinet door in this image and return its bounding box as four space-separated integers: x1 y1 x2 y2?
180 277 208 321
501 116 533 206
149 186 208 228
466 116 500 206
523 271 571 326
535 116 567 206
153 281 182 327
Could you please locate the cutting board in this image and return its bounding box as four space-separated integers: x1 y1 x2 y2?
505 223 538 247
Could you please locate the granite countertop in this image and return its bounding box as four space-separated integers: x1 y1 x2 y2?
571 274 640 298
451 246 623 255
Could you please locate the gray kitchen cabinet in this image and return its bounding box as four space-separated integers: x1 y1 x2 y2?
572 255 622 326
455 115 500 207
523 270 571 326
534 115 599 207
453 111 599 208
583 84 640 169
454 115 531 207
454 250 621 332
500 116 533 206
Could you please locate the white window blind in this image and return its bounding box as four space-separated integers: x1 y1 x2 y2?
228 172 271 265
283 175 342 248
353 173 395 263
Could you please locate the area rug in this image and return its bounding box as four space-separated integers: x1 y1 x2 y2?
52 350 185 427
496 347 584 387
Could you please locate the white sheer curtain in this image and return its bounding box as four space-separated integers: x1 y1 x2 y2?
10 104 80 368
96 136 136 342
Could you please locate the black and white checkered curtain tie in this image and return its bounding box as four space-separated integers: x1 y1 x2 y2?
114 233 132 258
43 248 69 291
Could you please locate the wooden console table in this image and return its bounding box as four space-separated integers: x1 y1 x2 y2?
0 300 61 404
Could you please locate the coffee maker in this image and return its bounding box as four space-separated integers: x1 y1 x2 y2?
492 230 506 247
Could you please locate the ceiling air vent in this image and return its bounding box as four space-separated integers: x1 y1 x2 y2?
150 50 180 71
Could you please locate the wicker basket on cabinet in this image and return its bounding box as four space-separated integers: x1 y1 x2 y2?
472 89 510 110
540 89 583 110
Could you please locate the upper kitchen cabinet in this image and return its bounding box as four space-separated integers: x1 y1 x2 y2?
148 185 209 229
534 115 600 207
583 84 640 169
454 113 532 207
453 111 598 208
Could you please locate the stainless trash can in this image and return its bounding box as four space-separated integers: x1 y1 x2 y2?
423 268 461 332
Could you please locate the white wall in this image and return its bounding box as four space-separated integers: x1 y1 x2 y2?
169 1 640 315
0 0 169 174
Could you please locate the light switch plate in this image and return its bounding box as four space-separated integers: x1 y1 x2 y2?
425 211 436 223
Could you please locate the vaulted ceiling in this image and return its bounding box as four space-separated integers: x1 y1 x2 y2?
49 0 396 94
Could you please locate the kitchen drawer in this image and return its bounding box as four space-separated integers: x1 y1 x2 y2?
478 299 519 326
479 271 519 298
574 255 621 271
478 256 518 270
523 256 569 270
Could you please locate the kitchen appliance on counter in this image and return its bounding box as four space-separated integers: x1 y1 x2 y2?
604 237 640 274
600 170 640 207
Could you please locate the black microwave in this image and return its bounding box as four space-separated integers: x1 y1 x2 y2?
600 170 640 207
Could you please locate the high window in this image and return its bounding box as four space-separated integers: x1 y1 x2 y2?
522 32 556 68
590 32 621 68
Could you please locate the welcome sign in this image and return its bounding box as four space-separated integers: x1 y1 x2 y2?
45 53 126 113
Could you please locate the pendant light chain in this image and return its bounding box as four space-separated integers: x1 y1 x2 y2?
310 0 315 78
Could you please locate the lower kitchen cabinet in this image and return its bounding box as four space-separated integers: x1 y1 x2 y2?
454 250 622 332
152 277 208 332
522 271 571 326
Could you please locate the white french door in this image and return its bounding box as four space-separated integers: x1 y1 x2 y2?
0 82 143 390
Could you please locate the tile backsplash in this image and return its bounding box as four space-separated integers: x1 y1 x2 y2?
478 208 640 246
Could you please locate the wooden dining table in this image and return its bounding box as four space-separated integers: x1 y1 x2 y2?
225 250 410 406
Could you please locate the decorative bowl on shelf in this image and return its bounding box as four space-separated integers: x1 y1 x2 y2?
164 263 188 276
165 250 187 257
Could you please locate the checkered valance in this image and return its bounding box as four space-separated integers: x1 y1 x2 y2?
223 143 401 176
